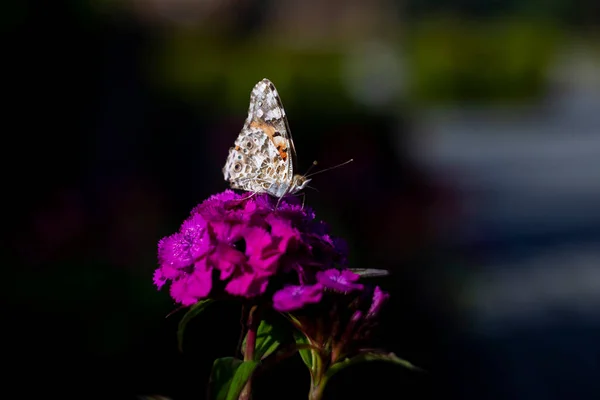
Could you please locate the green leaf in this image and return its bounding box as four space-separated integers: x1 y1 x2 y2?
227 360 259 400
284 313 316 369
325 352 423 380
208 357 259 400
293 329 314 370
241 318 287 361
348 268 390 278
177 298 215 352
209 357 241 400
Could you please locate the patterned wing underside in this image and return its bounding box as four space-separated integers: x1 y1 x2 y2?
223 79 295 193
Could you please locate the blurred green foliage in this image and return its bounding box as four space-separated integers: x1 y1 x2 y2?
147 17 568 109
406 16 562 105
148 32 357 114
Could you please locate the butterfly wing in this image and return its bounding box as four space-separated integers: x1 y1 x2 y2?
223 79 295 193
247 79 296 180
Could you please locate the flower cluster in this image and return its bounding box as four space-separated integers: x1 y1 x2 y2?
289 282 391 364
154 190 349 307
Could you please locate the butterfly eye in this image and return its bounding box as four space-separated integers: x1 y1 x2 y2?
233 163 242 172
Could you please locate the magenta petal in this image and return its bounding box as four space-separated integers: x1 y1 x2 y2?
241 198 258 216
225 272 269 297
316 269 363 292
153 269 167 289
158 233 194 269
169 262 213 306
211 221 243 243
367 286 390 319
254 194 273 210
192 190 242 218
210 243 246 280
245 216 299 274
153 261 188 290
253 238 283 273
206 189 239 203
244 227 281 273
243 227 272 257
272 284 323 312
266 215 299 249
339 270 360 283
159 264 181 280
179 214 210 255
158 215 209 269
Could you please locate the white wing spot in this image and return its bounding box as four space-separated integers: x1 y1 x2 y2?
256 81 267 92
265 108 281 120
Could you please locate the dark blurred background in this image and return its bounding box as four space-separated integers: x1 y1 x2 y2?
3 0 600 399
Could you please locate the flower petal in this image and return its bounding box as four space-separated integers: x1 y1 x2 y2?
316 269 363 292
272 284 323 312
225 271 269 297
169 262 213 305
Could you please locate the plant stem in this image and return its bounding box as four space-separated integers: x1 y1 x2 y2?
239 381 252 400
308 378 326 400
244 304 259 362
239 305 260 400
308 349 326 400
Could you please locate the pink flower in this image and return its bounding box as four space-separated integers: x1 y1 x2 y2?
272 284 324 312
367 286 390 319
153 190 348 306
316 269 364 293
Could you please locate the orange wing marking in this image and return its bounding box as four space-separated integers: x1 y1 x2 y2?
250 120 288 161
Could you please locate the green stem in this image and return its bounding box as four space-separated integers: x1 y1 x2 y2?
308 376 327 400
308 349 327 400
239 305 260 400
244 305 259 362
239 381 252 400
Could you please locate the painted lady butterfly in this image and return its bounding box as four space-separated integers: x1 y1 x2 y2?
223 78 310 199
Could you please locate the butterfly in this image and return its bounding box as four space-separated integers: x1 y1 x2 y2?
222 78 310 199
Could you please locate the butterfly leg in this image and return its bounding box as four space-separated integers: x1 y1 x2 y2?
299 192 307 210
228 190 260 209
275 195 284 210
239 190 259 202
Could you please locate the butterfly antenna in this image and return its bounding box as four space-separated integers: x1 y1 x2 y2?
302 160 319 177
305 159 354 178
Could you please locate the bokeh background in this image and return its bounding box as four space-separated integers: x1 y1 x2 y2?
4 0 600 399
